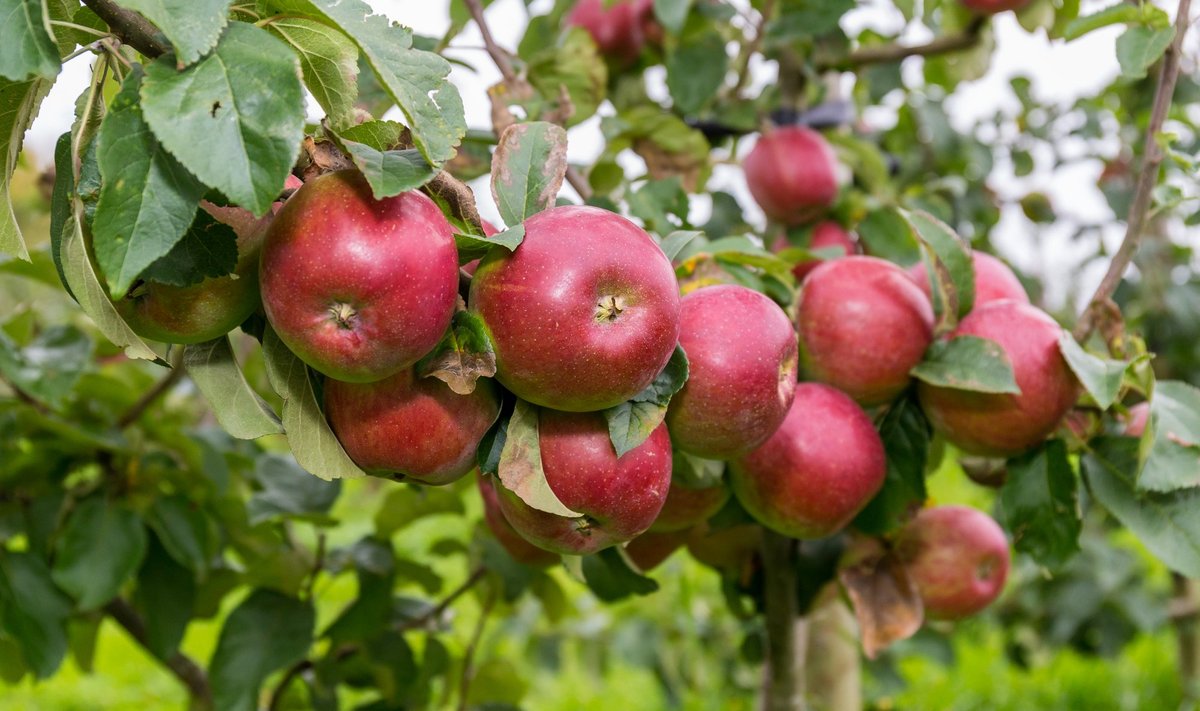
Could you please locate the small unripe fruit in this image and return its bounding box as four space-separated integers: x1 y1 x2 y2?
744 127 840 226
625 528 690 571
896 505 1010 620
908 252 1028 310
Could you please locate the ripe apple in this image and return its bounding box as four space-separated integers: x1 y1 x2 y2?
469 205 680 412
260 170 458 383
908 251 1028 310
494 409 672 555
918 300 1080 457
895 505 1010 620
959 0 1031 14
777 221 857 282
649 474 730 533
1122 402 1150 437
477 475 559 567
731 383 886 539
797 256 934 406
625 528 690 571
666 285 798 459
686 522 762 573
744 126 840 226
324 369 500 485
115 176 304 344
565 0 657 64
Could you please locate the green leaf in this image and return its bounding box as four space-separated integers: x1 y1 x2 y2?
0 0 59 81
209 589 315 711
1084 436 1200 578
901 209 974 330
247 453 341 525
51 497 148 610
92 69 205 297
59 217 162 361
115 0 232 65
0 77 52 260
853 395 930 535
580 547 660 601
373 486 464 538
672 450 725 489
269 18 358 128
856 208 919 266
654 0 693 34
323 538 394 644
666 31 727 115
184 336 284 440
525 27 607 128
658 230 703 261
454 224 524 264
1115 26 1175 79
134 534 195 660
0 325 92 408
49 131 75 295
998 440 1081 569
604 344 689 457
1139 380 1200 492
333 120 436 198
766 0 854 44
141 22 305 216
139 210 238 287
497 399 581 517
145 495 211 578
267 0 465 165
490 121 568 227
0 552 71 678
1056 331 1125 410
910 335 1020 395
415 310 498 395
261 326 365 481
1062 3 1140 41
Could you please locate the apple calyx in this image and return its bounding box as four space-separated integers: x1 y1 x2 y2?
594 294 627 322
328 302 358 330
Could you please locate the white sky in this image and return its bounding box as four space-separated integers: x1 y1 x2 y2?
23 0 1190 310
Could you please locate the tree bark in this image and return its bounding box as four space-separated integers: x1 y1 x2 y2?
805 591 861 711
761 530 807 711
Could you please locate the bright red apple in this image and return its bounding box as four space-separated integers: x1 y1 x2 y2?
477 475 559 567
566 0 655 64
744 127 840 226
625 528 690 571
260 170 458 383
649 476 730 533
469 205 680 412
895 505 1011 620
666 285 798 459
918 300 1080 457
494 409 672 555
797 256 934 406
908 251 1028 310
731 383 886 539
324 369 500 485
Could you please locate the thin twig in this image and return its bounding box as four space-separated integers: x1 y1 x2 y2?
116 349 185 429
305 532 326 600
1072 0 1193 342
817 17 987 72
104 598 213 708
729 0 776 98
80 0 169 58
0 373 54 417
457 585 497 711
395 565 488 632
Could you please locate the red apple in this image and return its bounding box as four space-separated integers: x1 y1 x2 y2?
918 301 1080 457
566 0 652 64
797 256 934 407
115 176 304 344
686 522 762 573
908 252 1028 310
731 383 886 539
495 410 672 555
785 221 857 282
260 170 458 383
959 0 1030 14
469 205 681 412
477 474 559 567
666 285 798 459
625 528 689 571
895 505 1010 620
649 475 730 533
324 369 500 485
1123 402 1150 437
744 127 840 226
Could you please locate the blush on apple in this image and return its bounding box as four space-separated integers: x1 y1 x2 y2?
895 505 1010 620
666 285 798 459
565 0 658 64
731 383 886 539
1122 402 1150 437
260 170 459 383
469 205 680 412
917 300 1080 457
908 251 1028 310
494 409 672 555
744 127 840 226
797 256 934 407
324 369 500 485
477 474 559 567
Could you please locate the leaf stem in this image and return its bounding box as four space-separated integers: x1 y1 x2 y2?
817 16 987 72
49 20 111 38
1072 0 1193 343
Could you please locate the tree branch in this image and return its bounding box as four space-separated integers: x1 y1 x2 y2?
80 0 170 58
395 564 488 632
818 17 986 72
457 585 497 711
1072 0 1193 342
0 373 54 417
760 529 807 711
116 349 185 429
104 598 212 709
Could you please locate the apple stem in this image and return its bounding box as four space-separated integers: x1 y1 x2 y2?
760 529 808 711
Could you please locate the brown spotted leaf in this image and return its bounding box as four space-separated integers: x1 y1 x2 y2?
497 399 582 518
838 537 924 659
415 310 497 395
490 121 567 227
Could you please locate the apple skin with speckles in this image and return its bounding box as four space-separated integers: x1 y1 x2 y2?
744 127 840 226
477 474 559 567
666 284 798 459
918 300 1079 457
469 205 681 412
495 410 672 555
259 170 458 383
797 255 934 407
116 175 303 344
895 505 1011 620
324 369 500 485
731 383 886 539
908 251 1028 310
